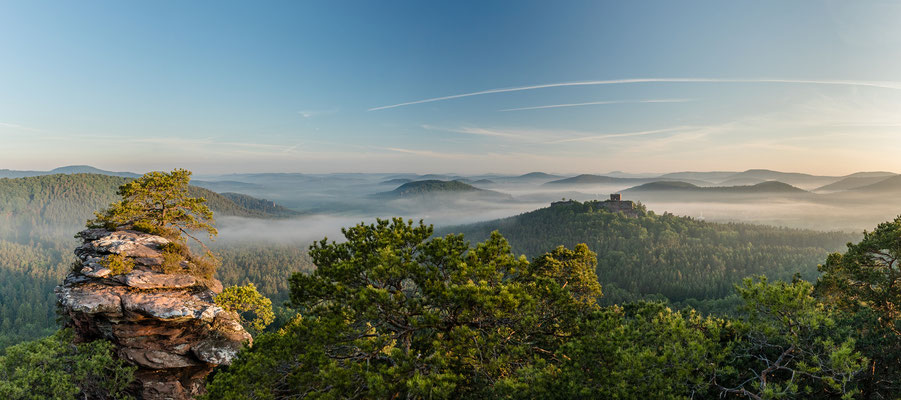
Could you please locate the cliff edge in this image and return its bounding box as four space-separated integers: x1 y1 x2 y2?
56 228 252 399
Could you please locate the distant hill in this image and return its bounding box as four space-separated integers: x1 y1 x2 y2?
192 180 264 192
544 174 643 186
219 192 302 217
49 165 140 177
721 169 838 188
850 175 901 192
624 180 807 194
379 178 413 186
472 179 495 185
374 180 511 199
841 171 897 179
440 200 857 304
717 177 765 186
519 172 560 179
814 175 899 192
656 171 739 182
0 165 140 179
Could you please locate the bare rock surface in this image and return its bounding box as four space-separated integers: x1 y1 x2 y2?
57 229 252 400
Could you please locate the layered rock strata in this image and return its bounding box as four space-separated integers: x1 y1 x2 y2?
56 229 251 399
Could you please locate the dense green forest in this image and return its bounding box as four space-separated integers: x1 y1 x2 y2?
200 217 901 399
441 200 859 306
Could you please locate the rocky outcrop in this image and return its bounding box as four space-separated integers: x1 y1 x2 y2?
56 229 252 399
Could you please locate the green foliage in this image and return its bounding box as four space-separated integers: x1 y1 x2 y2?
87 168 217 241
815 214 901 396
0 329 135 400
87 169 223 279
508 302 726 399
215 283 275 334
713 277 866 399
204 218 602 399
445 200 857 304
101 252 134 276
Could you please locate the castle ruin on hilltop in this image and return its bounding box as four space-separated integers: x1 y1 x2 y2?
551 194 640 216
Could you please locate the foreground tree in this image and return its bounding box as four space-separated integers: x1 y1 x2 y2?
87 168 216 241
204 218 601 399
87 168 219 278
714 277 865 399
0 329 135 400
816 215 901 396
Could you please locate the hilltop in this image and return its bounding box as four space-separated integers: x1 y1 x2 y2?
543 174 645 186
440 199 857 304
0 165 140 179
374 180 511 199
624 180 807 194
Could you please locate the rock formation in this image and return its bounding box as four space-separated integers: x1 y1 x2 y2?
56 229 252 399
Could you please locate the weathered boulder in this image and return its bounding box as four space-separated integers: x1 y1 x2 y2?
57 229 252 400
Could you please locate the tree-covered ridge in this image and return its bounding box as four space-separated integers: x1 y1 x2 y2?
0 173 297 243
219 192 301 217
375 179 496 197
442 200 859 303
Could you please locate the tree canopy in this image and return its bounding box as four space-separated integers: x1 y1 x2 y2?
87 168 217 242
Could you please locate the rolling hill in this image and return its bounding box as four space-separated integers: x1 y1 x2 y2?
544 174 644 186
373 180 511 199
719 169 839 188
813 174 899 192
624 180 807 194
850 175 901 192
0 165 140 179
440 200 857 304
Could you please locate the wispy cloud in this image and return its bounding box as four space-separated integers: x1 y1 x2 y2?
422 124 523 139
548 127 692 143
499 98 693 112
368 78 901 111
0 121 44 133
297 109 337 118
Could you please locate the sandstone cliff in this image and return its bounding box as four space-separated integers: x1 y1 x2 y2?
56 229 252 399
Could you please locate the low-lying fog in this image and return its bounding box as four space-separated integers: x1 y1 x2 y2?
204 171 901 245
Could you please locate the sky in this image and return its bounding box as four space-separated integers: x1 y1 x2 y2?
2 0 901 175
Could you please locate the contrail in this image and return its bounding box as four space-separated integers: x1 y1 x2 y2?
368 78 901 111
499 98 693 112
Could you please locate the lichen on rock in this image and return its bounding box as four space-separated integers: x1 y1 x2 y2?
56 229 252 400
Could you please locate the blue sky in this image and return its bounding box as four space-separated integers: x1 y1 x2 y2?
2 0 901 175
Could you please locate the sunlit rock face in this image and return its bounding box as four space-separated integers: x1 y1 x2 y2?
56 229 252 400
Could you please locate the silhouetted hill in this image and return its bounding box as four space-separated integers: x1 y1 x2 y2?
625 180 807 194
722 169 838 188
544 174 643 186
379 178 413 186
841 171 897 178
851 175 901 192
0 165 140 179
656 171 738 182
374 180 511 199
717 177 765 186
814 175 899 192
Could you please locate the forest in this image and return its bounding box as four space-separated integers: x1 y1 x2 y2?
1 172 898 399
442 200 859 308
